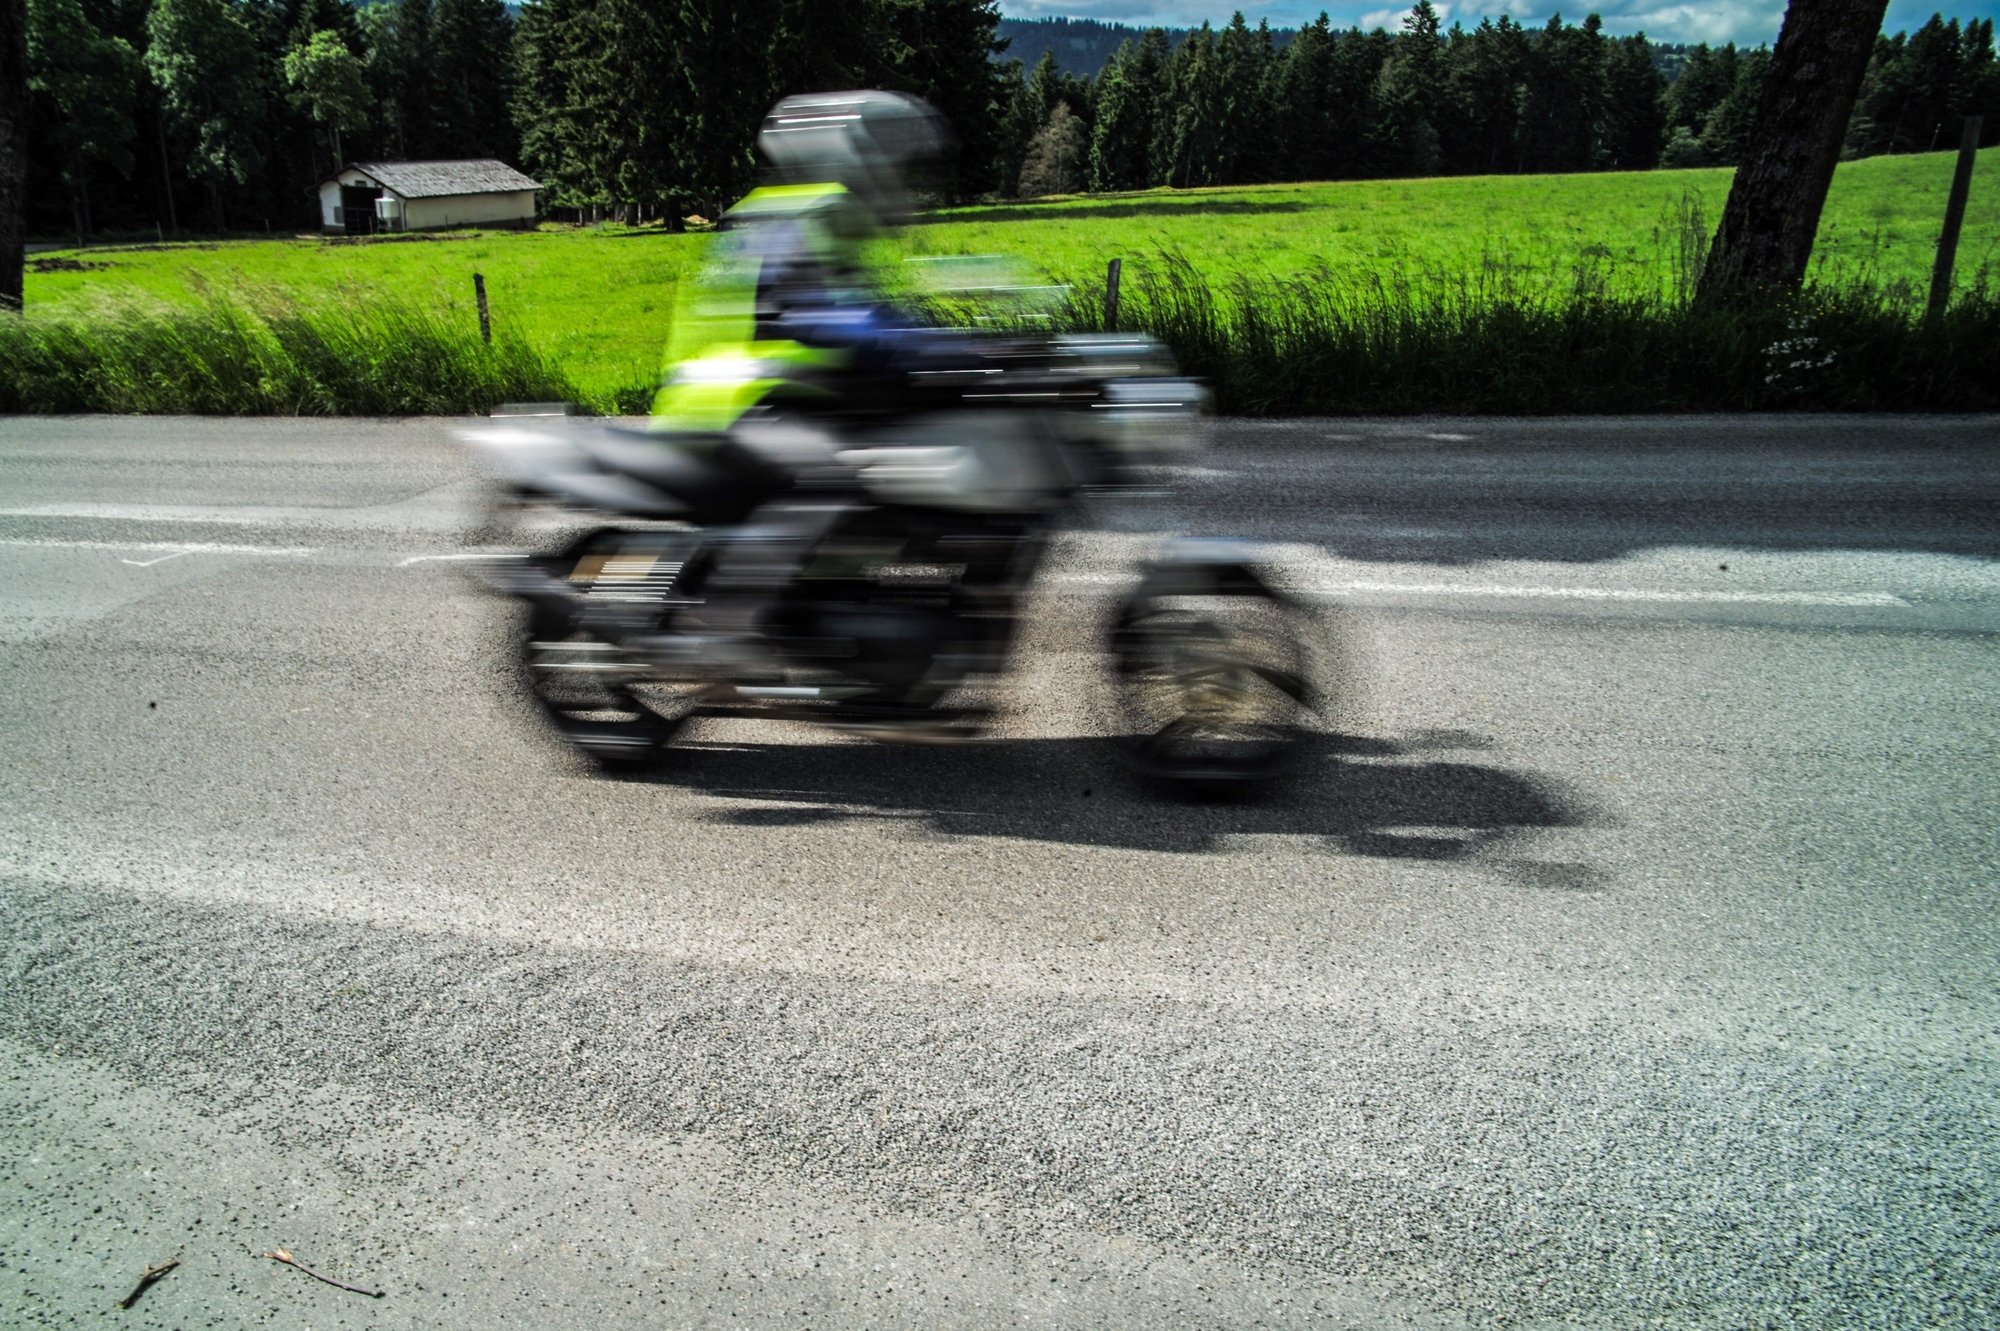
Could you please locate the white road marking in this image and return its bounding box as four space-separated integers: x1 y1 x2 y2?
0 538 319 557
119 550 194 568
398 552 504 567
0 503 289 524
1050 572 1908 608
1309 579 1910 608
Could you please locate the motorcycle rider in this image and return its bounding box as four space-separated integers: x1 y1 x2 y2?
633 91 953 681
651 89 950 435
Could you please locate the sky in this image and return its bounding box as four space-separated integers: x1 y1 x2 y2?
999 2 2000 47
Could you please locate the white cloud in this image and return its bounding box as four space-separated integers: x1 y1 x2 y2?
1362 4 1462 30
1521 3 1789 45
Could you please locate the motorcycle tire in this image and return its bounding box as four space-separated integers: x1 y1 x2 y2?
1109 564 1316 788
517 531 706 771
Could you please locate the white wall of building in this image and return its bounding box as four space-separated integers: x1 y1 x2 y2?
317 168 384 229
403 190 537 230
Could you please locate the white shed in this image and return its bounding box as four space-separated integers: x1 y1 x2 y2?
315 160 541 234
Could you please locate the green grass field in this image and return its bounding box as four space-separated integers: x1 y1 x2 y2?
916 150 2000 295
19 148 1996 410
15 146 2000 411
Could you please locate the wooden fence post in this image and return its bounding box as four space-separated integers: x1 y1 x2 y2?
473 272 491 344
1928 115 1984 320
1104 257 1122 331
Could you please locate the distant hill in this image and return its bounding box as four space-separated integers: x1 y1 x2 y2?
995 17 1709 82
994 17 1200 76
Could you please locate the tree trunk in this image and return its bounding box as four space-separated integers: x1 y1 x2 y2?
67 149 87 245
1696 0 1889 305
0 0 27 312
157 118 179 237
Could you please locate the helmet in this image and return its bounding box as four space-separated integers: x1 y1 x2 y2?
757 91 950 221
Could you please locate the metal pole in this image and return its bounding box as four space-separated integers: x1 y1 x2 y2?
1928 116 1983 320
473 272 491 344
1104 257 1122 332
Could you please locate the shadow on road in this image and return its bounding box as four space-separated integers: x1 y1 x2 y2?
621 729 1595 861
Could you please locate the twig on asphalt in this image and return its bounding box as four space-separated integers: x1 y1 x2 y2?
118 1257 179 1309
261 1248 385 1299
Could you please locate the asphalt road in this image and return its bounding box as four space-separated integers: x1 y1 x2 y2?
2 414 1997 1330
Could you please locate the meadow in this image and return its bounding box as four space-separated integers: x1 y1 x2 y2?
7 147 1997 415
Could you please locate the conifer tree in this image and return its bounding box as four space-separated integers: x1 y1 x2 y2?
1443 16 1528 174
1700 46 1770 163
1089 36 1162 192
1601 33 1665 169
1374 1 1445 176
1271 16 1337 181
428 0 511 159
2 0 24 309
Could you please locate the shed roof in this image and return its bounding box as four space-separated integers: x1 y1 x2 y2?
334 160 541 199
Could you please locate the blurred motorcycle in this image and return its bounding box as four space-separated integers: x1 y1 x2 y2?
454 325 1320 787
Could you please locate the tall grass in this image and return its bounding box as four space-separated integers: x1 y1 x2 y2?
0 286 586 415
1056 250 2000 414
4 257 1996 416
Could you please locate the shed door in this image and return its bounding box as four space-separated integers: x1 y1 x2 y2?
340 184 382 234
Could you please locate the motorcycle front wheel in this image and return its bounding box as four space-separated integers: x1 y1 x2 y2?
1109 563 1316 788
518 531 707 770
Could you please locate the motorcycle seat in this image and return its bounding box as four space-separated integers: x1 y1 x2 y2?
570 424 788 524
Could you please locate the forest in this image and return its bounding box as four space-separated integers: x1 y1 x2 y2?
19 0 2000 239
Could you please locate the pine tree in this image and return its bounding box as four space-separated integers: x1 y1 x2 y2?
997 48 1059 195
1700 46 1770 164
1270 16 1337 180
3 0 29 306
771 0 877 95
1336 27 1394 179
1964 19 1999 147
1518 13 1608 173
1665 42 1737 140
1212 11 1273 184
1863 14 1970 153
672 0 785 217
1089 34 1163 192
875 0 1011 201
509 0 569 194
1156 23 1224 187
1601 33 1665 169
428 0 512 159
356 0 423 158
1374 1 1445 177
1443 16 1528 174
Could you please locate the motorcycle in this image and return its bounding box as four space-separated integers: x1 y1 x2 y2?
454 326 1318 787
